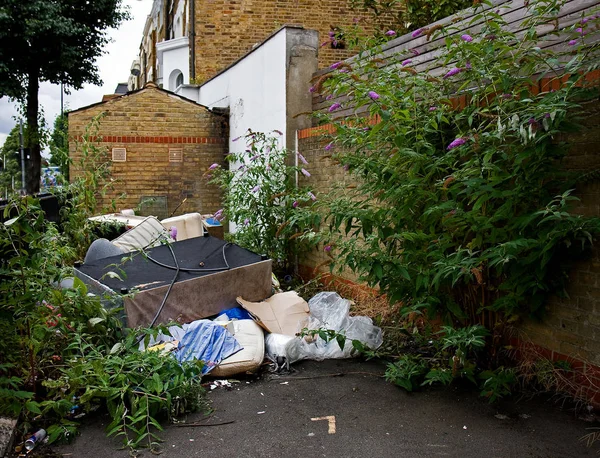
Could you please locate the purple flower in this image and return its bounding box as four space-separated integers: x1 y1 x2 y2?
250 155 259 161
324 245 332 252
330 61 342 69
368 91 380 100
232 136 242 142
501 93 513 99
461 34 473 42
238 164 246 171
410 49 420 56
544 112 551 118
301 168 311 177
465 61 472 70
308 191 317 201
429 106 437 112
343 164 350 171
576 27 583 33
243 218 250 226
326 94 334 100
581 17 590 24
325 142 334 151
443 67 463 79
209 163 219 170
293 201 298 208
402 59 412 66
329 103 342 112
568 39 578 46
251 185 261 193
273 130 283 136
528 117 538 126
298 152 309 164
214 209 224 219
309 86 316 93
412 28 424 38
329 31 335 38
170 226 178 241
385 30 396 36
332 39 338 47
447 137 467 150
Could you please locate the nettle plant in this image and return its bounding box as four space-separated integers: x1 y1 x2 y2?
208 130 317 273
312 0 600 332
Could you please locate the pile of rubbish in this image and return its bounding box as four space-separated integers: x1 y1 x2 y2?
138 290 383 376
78 210 382 376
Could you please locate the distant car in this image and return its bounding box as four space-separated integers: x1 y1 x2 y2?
41 166 63 189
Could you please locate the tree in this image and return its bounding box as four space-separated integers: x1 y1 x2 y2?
49 112 69 181
0 125 22 197
0 1 128 194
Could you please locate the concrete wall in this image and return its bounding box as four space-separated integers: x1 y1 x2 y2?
68 83 227 218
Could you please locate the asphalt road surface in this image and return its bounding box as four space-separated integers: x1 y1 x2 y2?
49 359 599 457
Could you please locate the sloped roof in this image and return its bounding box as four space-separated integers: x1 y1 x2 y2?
68 82 212 115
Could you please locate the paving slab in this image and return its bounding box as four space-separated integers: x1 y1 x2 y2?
44 359 600 457
0 417 17 458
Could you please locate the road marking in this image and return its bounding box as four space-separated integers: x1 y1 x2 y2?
311 415 336 434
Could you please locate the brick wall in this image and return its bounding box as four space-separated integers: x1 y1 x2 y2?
519 100 600 368
193 0 397 82
297 99 600 404
68 83 227 217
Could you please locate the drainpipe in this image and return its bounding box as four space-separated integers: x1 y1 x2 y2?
294 129 299 277
190 0 196 81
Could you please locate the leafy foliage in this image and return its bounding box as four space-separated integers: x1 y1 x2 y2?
208 130 317 273
49 113 70 180
350 0 472 33
311 0 600 333
0 119 206 452
0 0 128 193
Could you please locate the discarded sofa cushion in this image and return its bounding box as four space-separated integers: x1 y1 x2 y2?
175 320 243 374
212 319 265 377
237 291 309 337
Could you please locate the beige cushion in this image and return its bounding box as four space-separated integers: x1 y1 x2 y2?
211 319 265 376
161 212 204 241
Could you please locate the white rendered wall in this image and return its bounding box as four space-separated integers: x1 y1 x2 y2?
198 29 287 149
157 36 190 91
196 29 288 232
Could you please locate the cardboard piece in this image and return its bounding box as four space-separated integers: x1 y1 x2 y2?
237 291 310 337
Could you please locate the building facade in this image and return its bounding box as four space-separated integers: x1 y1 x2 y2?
132 0 395 93
69 83 227 218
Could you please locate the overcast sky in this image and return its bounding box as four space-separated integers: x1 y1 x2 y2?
0 0 151 150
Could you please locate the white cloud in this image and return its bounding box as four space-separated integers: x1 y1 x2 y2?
0 0 150 149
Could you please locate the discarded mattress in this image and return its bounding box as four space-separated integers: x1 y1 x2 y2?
75 236 272 328
212 319 265 377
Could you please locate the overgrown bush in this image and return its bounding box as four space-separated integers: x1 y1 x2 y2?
310 0 600 336
208 130 318 274
0 121 206 452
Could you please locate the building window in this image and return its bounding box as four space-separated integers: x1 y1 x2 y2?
112 147 126 162
169 69 184 91
169 148 183 162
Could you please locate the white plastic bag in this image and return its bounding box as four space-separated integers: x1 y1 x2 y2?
264 292 383 369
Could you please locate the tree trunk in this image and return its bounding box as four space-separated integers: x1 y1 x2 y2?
25 66 41 195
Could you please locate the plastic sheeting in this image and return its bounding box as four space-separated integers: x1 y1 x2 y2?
141 320 242 375
176 320 242 374
265 292 383 369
